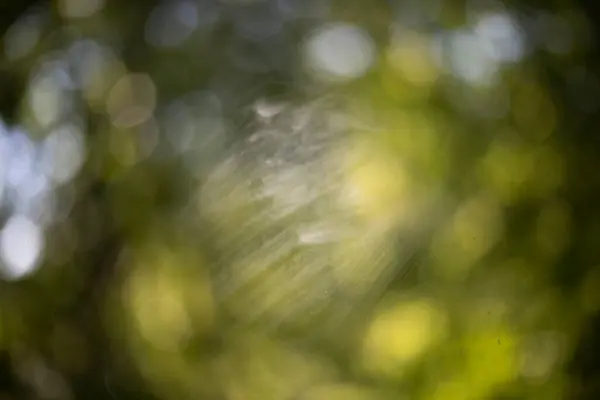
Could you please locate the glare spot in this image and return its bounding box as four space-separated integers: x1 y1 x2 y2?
304 23 376 82
42 124 87 185
12 170 52 222
58 0 105 19
106 73 157 128
145 1 199 47
0 215 44 280
5 130 36 189
475 12 526 63
0 122 7 204
448 30 499 86
3 12 43 60
253 98 287 120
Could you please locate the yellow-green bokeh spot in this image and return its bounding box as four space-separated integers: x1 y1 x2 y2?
361 296 448 378
114 242 216 395
380 29 439 103
464 326 519 390
428 325 519 400
341 131 417 228
431 194 504 280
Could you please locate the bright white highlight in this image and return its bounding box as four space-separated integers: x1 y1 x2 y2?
475 12 526 63
304 23 376 82
0 215 44 280
42 124 87 185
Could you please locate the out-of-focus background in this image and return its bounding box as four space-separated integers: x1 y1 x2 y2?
1 0 600 399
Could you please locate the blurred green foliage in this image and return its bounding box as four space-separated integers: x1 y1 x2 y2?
1 0 600 399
